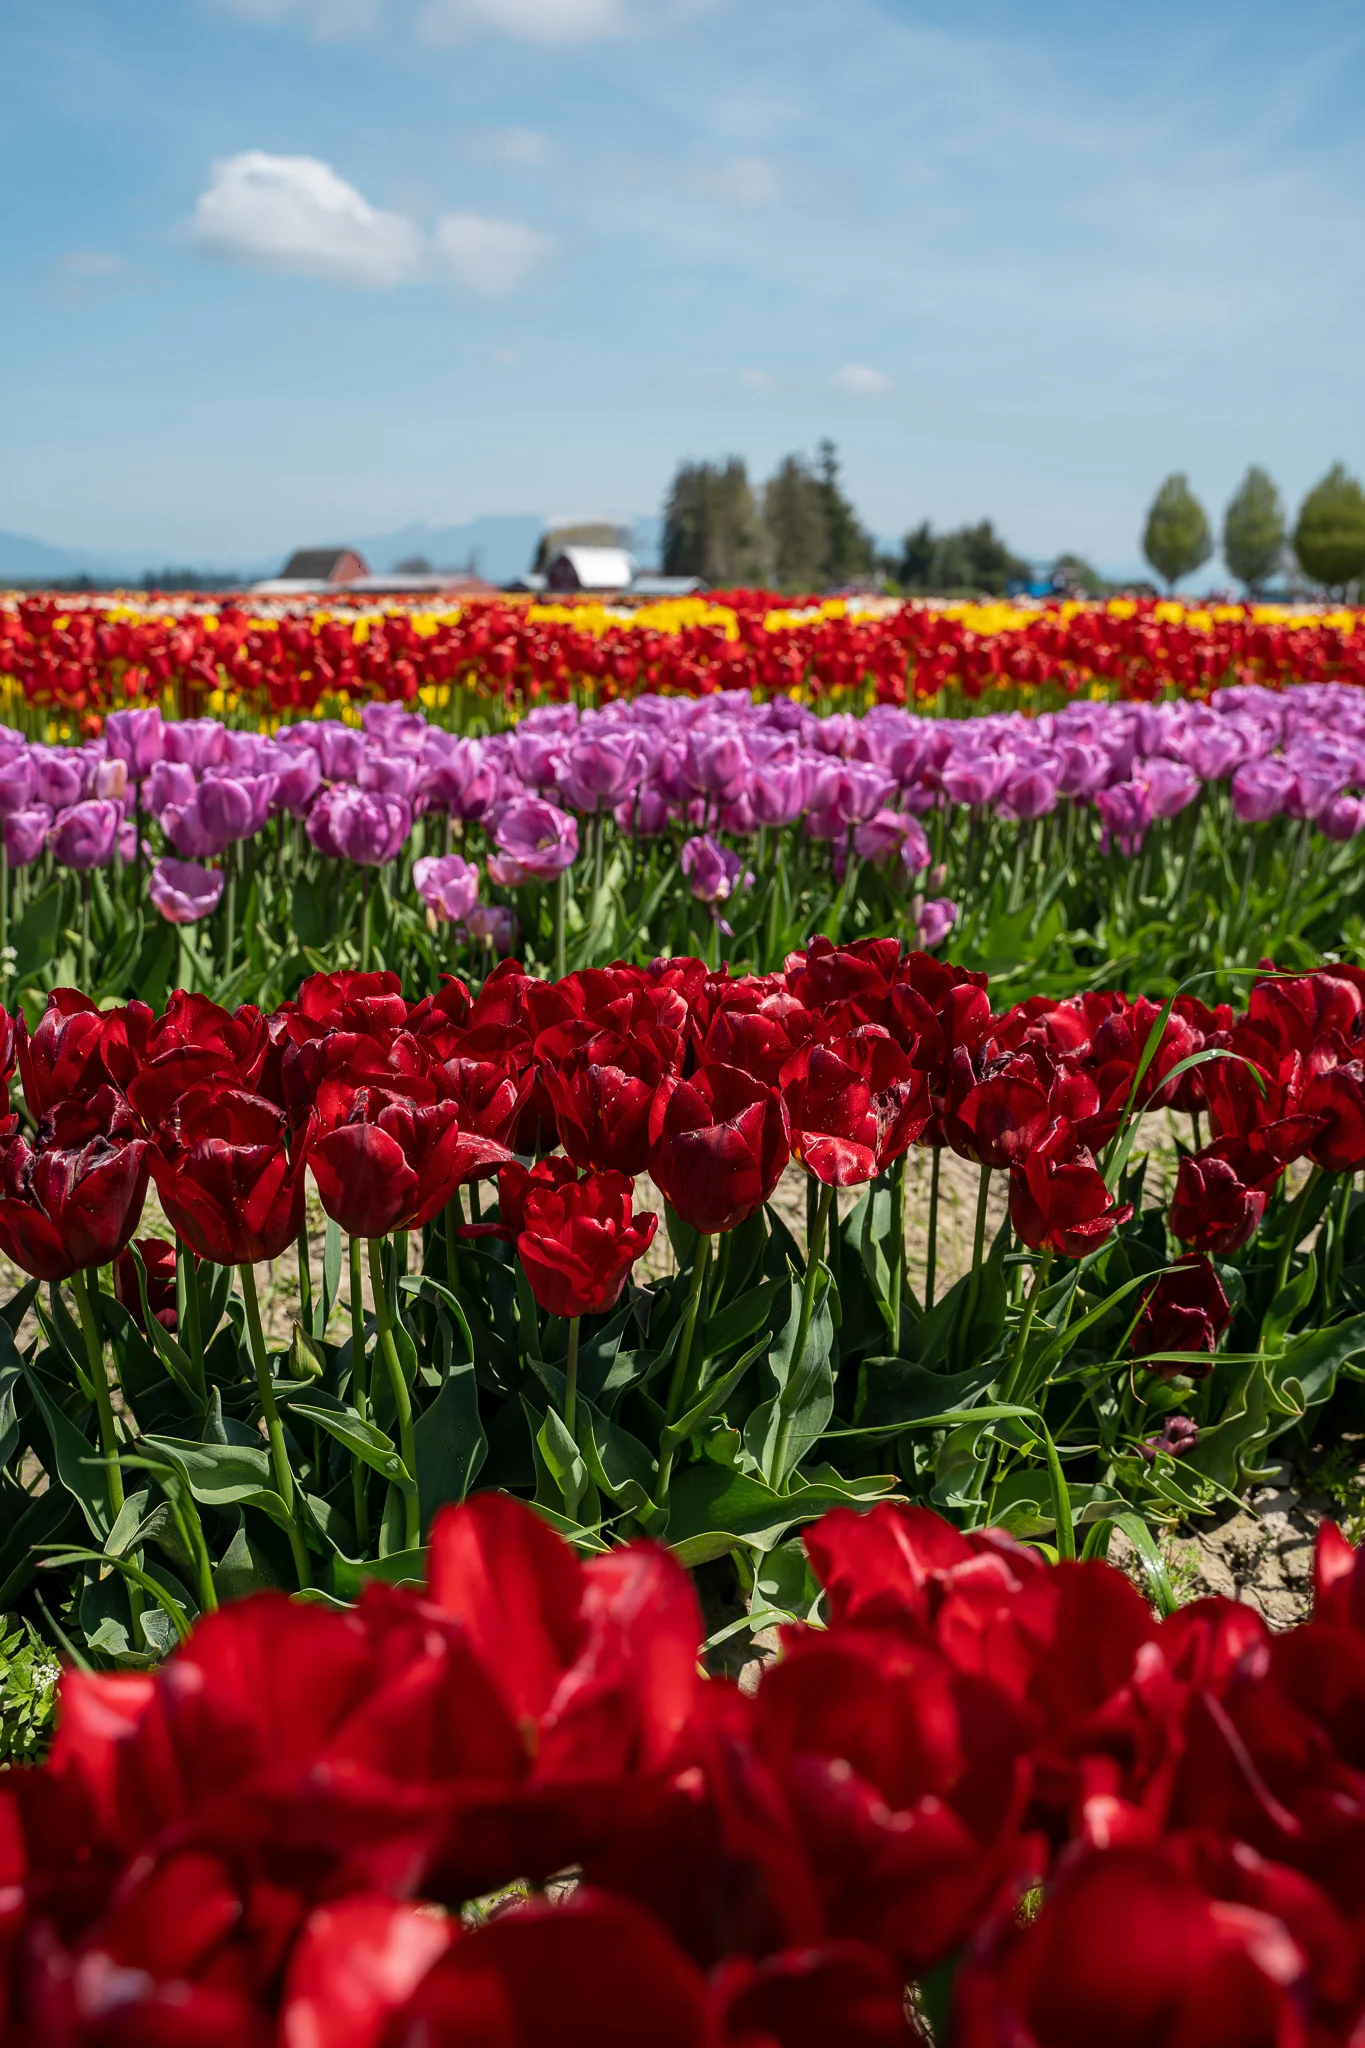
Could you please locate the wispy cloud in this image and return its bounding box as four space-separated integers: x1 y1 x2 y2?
58 250 127 279
833 363 892 395
470 125 553 167
209 0 380 37
191 152 552 294
416 0 710 44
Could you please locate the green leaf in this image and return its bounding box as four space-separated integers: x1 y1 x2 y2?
12 885 63 986
743 1271 836 1490
284 1395 414 1491
24 1367 112 1539
413 1357 486 1530
329 1548 428 1601
139 1434 295 1529
667 1463 899 1562
705 1278 782 1362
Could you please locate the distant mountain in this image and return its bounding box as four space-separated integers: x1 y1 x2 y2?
0 510 664 589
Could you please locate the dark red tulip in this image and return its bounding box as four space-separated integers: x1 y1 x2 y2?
120 989 271 1126
1302 1060 1365 1173
310 1094 508 1241
953 1845 1311 2048
541 1023 680 1176
1137 1415 1199 1461
0 1112 149 1281
16 988 123 1116
649 1061 790 1234
513 1167 657 1319
276 966 412 1045
151 1085 309 1265
1169 1143 1273 1255
1008 1119 1132 1258
113 1233 180 1332
1131 1253 1232 1374
778 1028 930 1186
944 1047 1053 1168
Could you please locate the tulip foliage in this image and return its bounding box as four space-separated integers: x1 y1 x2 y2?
7 1491 1365 2044
1 939 1365 1676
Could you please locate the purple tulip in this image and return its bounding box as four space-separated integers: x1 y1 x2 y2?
1138 1415 1199 1463
48 799 121 870
684 730 749 802
486 798 578 886
615 782 671 838
307 786 412 867
1320 795 1365 841
4 807 51 867
269 747 322 818
749 753 807 828
359 749 420 802
29 748 85 812
853 808 931 874
104 707 165 779
680 834 750 904
558 734 641 813
421 738 500 821
466 903 519 956
0 754 33 821
1095 780 1154 856
363 703 428 754
163 718 226 772
147 759 197 817
997 762 1060 822
917 897 959 950
1180 726 1250 783
414 853 480 923
510 728 568 789
1053 741 1110 800
148 856 224 925
221 730 277 774
940 752 1010 809
171 771 276 854
1230 759 1294 825
312 722 366 784
1135 757 1200 819
94 757 128 803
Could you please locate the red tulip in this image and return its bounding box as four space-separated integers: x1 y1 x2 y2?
541 1024 679 1176
1169 1143 1273 1254
120 989 271 1126
648 1062 790 1234
1302 1060 1365 1173
1131 1253 1232 1374
513 1166 657 1319
113 1233 180 1332
953 1844 1313 2048
778 1028 930 1186
276 966 412 1045
944 1047 1053 1168
150 1085 309 1265
16 988 123 1116
0 1103 149 1282
1008 1119 1132 1258
310 1094 508 1240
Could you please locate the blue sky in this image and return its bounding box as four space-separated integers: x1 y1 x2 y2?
3 0 1365 573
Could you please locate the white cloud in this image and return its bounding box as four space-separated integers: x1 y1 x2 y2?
210 0 380 35
690 155 783 207
193 153 423 287
472 126 553 168
833 362 893 396
191 153 553 295
433 211 553 296
735 367 776 393
59 251 126 278
417 0 693 44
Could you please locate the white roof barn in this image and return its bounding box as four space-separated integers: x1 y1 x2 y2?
544 546 636 593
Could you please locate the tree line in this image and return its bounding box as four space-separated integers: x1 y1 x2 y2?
1143 465 1365 596
662 444 1365 598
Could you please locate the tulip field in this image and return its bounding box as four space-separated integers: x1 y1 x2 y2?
3 588 1365 2044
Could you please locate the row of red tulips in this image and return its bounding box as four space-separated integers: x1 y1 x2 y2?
4 593 1365 719
7 1488 1365 2045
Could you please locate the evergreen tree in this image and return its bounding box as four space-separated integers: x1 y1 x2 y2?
892 519 1028 595
1293 464 1365 594
1222 467 1285 594
762 455 828 591
815 440 876 585
1142 475 1213 590
660 459 767 585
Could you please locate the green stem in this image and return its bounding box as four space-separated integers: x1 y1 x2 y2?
769 1180 834 1488
1000 1249 1052 1406
360 869 373 974
297 1222 314 1335
80 871 92 995
70 1267 125 1523
924 1147 942 1310
656 1233 713 1503
177 1238 206 1406
223 849 236 979
562 1317 582 1523
1271 1165 1321 1305
368 1239 420 1551
0 838 8 989
888 1152 906 1347
553 867 567 981
348 1236 370 1550
238 1262 312 1590
962 1162 992 1334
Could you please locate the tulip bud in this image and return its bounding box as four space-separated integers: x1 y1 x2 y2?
288 1321 326 1382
